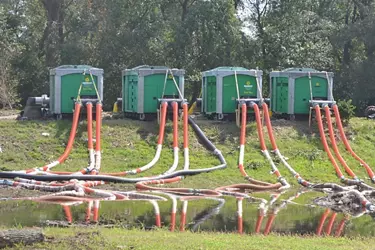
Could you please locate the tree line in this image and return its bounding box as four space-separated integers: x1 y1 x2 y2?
1 0 374 113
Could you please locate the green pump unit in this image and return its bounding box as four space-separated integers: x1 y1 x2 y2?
270 68 334 117
122 65 185 120
201 67 263 120
49 65 103 117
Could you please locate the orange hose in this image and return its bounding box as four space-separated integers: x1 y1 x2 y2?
240 104 247 146
324 106 356 179
315 106 344 179
158 102 168 145
262 103 277 150
253 104 267 151
316 209 330 236
87 103 93 151
95 103 102 154
238 104 248 177
333 105 375 180
173 102 178 148
57 103 82 164
325 212 337 235
183 103 188 149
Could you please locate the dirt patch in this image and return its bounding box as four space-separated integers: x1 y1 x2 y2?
42 230 109 249
0 115 18 120
0 109 19 117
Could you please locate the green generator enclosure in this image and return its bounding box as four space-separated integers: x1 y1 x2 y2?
270 68 334 116
201 67 263 119
122 65 185 119
49 65 103 115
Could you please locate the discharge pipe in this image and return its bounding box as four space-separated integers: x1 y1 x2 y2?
75 102 95 175
92 102 102 175
237 104 282 190
25 102 82 173
105 102 168 176
332 104 375 182
183 103 189 170
262 103 312 187
314 105 363 186
163 102 179 175
324 106 358 180
251 103 289 188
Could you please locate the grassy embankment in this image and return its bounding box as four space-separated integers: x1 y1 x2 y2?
1 116 375 188
1 116 375 249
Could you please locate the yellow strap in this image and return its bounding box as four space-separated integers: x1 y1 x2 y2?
89 70 102 103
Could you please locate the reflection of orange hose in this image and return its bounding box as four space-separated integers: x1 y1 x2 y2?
333 105 375 181
179 202 187 232
335 216 347 237
170 212 176 231
324 106 357 179
315 106 344 179
316 209 330 236
63 205 72 223
264 214 276 235
85 201 93 223
237 198 243 234
255 213 264 233
216 183 281 191
325 212 337 235
93 200 99 222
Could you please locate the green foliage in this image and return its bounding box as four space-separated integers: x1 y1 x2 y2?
1 0 375 109
337 99 356 124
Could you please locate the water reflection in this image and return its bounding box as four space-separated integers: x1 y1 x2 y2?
1 189 374 237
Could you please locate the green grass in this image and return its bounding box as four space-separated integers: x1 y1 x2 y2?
1 117 375 188
2 117 375 248
13 227 375 250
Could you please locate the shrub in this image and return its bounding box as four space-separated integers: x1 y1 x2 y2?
337 99 356 124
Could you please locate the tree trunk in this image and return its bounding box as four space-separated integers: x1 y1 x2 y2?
0 229 44 248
